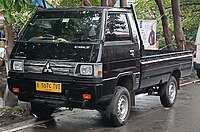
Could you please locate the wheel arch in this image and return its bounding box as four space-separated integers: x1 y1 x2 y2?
117 75 133 91
116 72 138 91
115 73 137 106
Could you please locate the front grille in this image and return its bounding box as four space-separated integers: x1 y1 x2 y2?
24 60 76 75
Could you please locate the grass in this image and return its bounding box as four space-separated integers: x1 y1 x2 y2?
0 106 24 117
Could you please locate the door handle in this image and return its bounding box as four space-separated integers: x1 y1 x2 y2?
130 50 135 57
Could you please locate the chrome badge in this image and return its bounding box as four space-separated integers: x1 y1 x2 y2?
43 62 53 73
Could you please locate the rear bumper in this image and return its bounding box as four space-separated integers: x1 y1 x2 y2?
8 77 103 109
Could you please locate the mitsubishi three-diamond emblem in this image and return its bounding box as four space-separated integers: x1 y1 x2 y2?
43 62 53 73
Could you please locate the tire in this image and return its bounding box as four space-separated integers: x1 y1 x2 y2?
31 102 54 119
160 76 178 107
106 86 131 127
197 70 200 78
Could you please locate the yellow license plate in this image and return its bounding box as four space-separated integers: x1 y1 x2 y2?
36 81 62 93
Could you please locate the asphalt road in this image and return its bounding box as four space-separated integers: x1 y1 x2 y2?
1 81 200 132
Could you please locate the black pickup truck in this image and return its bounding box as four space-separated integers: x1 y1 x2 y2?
8 6 192 126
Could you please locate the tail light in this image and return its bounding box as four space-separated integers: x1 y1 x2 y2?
83 94 91 100
13 87 19 93
193 45 197 58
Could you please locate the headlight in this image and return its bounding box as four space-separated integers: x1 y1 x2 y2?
80 65 93 75
13 60 24 71
78 63 102 77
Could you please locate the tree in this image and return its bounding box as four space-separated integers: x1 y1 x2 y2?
135 0 200 50
155 0 173 50
180 0 200 49
134 0 172 49
0 0 33 56
55 0 101 7
120 0 126 7
171 0 187 50
101 0 123 7
0 0 33 107
82 0 92 6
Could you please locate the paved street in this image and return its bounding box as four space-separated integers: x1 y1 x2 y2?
1 81 200 132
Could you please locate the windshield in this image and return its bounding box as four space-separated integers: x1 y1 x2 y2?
11 42 99 62
21 10 102 42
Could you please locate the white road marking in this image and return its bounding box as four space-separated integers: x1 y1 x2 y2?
2 119 52 132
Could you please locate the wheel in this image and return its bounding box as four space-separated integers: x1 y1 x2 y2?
31 102 54 119
197 70 200 78
106 86 131 127
160 76 178 107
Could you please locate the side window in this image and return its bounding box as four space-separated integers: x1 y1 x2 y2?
105 13 131 41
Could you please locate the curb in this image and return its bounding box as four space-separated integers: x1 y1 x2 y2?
180 79 200 87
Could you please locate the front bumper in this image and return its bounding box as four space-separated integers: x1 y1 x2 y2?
8 77 103 109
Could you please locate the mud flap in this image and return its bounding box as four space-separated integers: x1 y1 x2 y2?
131 91 135 107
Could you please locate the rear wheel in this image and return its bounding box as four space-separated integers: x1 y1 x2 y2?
106 86 131 127
197 70 200 78
31 102 54 119
160 76 178 107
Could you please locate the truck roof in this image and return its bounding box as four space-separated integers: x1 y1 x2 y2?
36 6 130 13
